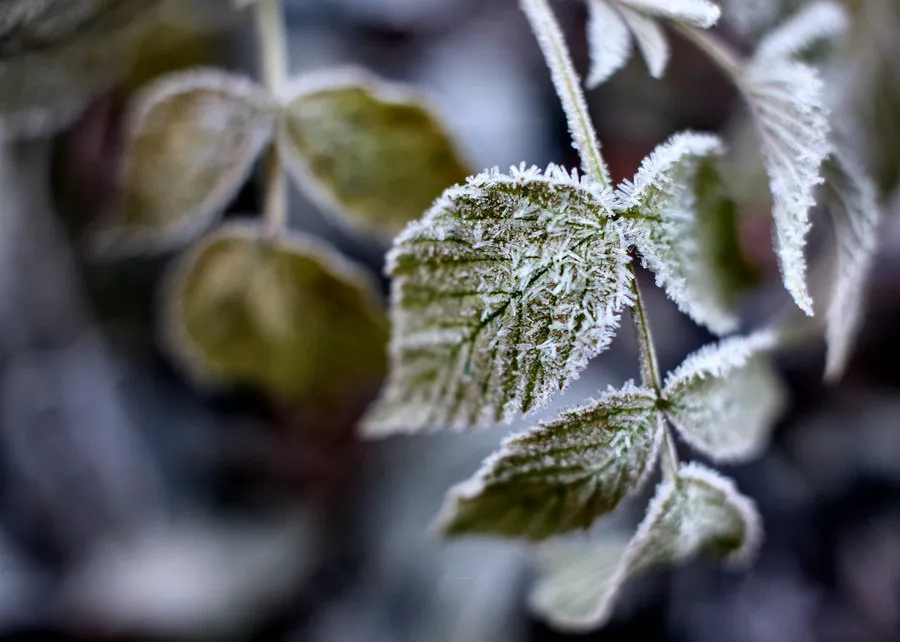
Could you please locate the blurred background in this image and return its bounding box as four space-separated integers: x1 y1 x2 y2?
2 0 900 640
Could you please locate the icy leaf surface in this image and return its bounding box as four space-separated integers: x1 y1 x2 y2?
740 12 834 314
279 70 469 238
531 463 761 631
162 223 388 411
822 153 880 381
618 131 741 334
364 165 633 435
583 0 720 87
663 332 785 461
437 384 662 540
93 69 275 255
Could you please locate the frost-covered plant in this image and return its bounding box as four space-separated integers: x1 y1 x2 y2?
364 0 882 632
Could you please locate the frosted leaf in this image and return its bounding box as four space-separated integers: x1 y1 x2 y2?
582 0 720 87
618 131 740 334
755 2 848 63
822 153 881 381
742 57 831 315
616 0 720 27
663 331 785 461
618 6 669 79
531 463 761 631
585 0 632 88
279 69 470 238
363 165 633 435
161 222 388 411
92 69 276 256
0 1 161 139
437 384 663 541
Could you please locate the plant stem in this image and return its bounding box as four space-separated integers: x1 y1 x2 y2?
629 266 679 482
674 23 745 84
255 0 288 235
520 0 610 187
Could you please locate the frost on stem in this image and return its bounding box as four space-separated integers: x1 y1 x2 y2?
663 331 786 462
363 164 634 435
583 0 720 87
436 383 663 541
531 462 762 631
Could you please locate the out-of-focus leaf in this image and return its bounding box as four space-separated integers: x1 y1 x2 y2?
530 463 761 631
0 0 163 138
92 69 276 256
162 223 388 410
663 332 785 462
822 152 881 381
436 384 663 541
279 69 470 237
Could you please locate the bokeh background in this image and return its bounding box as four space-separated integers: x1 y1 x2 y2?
2 0 900 640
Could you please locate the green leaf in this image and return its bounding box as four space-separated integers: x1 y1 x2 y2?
663 332 785 462
278 69 470 237
530 463 761 631
618 131 743 335
161 222 388 411
362 165 633 435
437 384 663 541
0 0 163 139
92 69 276 256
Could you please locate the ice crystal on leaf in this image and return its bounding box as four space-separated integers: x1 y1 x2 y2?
741 60 830 315
584 0 721 87
663 331 786 461
531 463 762 631
822 152 881 381
617 131 740 335
363 165 634 435
436 383 663 541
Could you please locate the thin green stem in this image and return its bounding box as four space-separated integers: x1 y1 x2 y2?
629 266 679 482
520 0 610 187
255 0 288 235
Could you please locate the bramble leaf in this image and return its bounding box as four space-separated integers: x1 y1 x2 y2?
92 69 276 256
740 14 834 315
437 384 663 541
618 131 741 335
822 152 881 381
363 165 633 435
583 0 720 87
754 1 848 63
663 332 785 461
162 223 388 411
279 69 470 238
530 463 761 631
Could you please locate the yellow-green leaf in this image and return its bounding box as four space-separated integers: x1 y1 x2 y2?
93 69 276 255
279 69 470 237
162 223 388 410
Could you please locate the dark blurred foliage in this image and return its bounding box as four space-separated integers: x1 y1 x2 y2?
2 0 900 641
